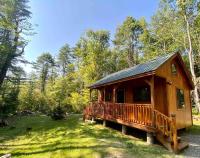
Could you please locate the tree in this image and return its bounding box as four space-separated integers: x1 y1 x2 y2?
142 0 200 111
35 53 55 94
74 30 111 86
58 44 74 77
176 0 200 112
18 73 36 111
113 16 144 68
0 0 32 88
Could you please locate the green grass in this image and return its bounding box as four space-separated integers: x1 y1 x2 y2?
0 115 176 158
187 108 200 135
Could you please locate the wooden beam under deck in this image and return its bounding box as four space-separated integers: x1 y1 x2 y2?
95 117 156 133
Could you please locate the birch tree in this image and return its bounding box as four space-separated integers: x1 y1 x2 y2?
177 0 200 111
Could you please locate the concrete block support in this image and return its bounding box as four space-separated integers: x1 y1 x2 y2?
103 120 106 127
91 117 95 123
147 132 154 144
122 125 127 134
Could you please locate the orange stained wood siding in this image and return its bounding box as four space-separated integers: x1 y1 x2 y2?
155 56 192 129
154 76 168 116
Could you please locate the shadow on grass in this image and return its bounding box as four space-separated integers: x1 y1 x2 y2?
0 115 172 158
0 114 80 143
12 144 109 157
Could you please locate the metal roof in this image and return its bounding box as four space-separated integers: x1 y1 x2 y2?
90 53 175 88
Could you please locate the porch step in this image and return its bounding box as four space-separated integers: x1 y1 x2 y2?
167 136 181 144
156 133 188 153
156 134 173 152
177 141 189 151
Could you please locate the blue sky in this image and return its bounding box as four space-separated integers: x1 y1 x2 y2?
24 0 159 72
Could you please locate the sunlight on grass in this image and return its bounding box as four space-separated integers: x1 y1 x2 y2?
188 108 200 135
0 115 175 158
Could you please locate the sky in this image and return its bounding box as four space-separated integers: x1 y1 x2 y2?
24 0 159 73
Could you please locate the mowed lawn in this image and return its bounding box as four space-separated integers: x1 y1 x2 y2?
0 114 190 158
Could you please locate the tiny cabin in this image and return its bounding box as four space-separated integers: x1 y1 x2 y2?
83 52 194 152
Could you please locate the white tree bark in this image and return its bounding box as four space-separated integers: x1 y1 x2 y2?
184 15 200 112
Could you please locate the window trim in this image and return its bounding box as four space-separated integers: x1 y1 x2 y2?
105 89 112 102
176 88 185 110
171 63 177 75
133 86 151 103
116 88 125 103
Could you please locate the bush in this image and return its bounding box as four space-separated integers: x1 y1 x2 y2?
50 106 65 120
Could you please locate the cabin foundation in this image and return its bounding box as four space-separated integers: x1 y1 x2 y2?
91 117 95 123
103 120 107 127
147 132 154 144
122 125 127 134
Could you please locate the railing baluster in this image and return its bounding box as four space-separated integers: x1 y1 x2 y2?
84 102 175 145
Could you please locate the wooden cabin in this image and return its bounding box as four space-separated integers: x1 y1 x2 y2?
83 52 194 152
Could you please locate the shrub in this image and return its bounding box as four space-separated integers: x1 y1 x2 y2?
50 106 65 120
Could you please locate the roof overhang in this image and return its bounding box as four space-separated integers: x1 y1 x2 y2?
89 71 155 89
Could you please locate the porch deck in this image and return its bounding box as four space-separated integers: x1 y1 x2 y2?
83 102 182 152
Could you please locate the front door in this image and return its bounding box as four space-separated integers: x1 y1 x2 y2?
116 88 125 103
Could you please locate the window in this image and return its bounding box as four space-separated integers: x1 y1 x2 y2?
176 89 185 109
116 88 125 103
133 86 150 102
105 90 112 102
171 64 177 75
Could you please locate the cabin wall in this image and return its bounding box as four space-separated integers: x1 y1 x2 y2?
124 78 152 104
97 77 152 104
154 77 168 115
156 57 192 129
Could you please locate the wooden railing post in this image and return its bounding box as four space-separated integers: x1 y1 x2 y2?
171 114 178 153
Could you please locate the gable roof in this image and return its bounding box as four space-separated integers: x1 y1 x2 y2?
90 52 194 89
90 53 176 88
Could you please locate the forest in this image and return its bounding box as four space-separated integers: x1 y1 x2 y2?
0 0 200 121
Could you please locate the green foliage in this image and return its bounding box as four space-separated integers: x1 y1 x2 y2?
0 81 19 118
0 0 32 88
69 89 89 112
113 16 144 68
19 86 49 113
75 30 111 85
58 43 74 76
1 0 200 116
35 53 55 93
50 106 65 120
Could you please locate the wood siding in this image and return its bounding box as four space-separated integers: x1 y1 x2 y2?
96 56 192 129
156 56 192 129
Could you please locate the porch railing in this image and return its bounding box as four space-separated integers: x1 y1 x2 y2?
83 102 177 151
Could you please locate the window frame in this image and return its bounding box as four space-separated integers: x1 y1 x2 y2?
176 88 185 110
171 63 177 75
105 89 112 102
133 86 151 103
116 88 125 103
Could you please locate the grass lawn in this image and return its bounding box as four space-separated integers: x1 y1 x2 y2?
187 108 200 135
0 114 186 158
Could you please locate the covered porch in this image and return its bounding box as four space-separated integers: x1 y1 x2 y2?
89 75 168 116
84 75 179 152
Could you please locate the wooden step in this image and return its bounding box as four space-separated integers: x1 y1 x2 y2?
166 136 181 144
156 134 173 152
156 133 188 153
177 141 189 151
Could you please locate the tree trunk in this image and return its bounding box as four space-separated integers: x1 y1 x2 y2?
0 21 20 89
184 15 200 112
0 54 12 89
40 66 48 94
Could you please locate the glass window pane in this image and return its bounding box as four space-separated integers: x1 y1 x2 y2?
133 86 150 102
171 64 177 75
176 89 185 109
